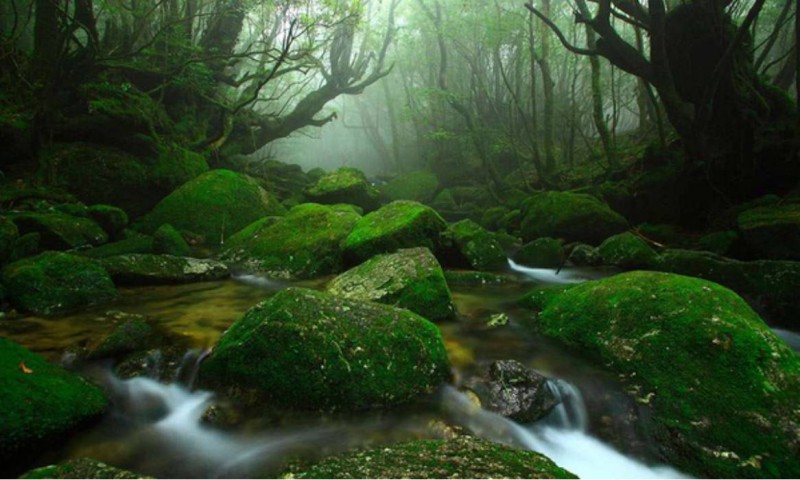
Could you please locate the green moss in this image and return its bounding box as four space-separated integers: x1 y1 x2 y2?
380 170 440 203
520 191 628 244
327 247 455 321
0 338 108 467
220 203 361 279
289 436 576 479
566 243 600 266
152 224 190 257
430 189 457 212
344 201 448 265
2 252 118 315
200 287 450 411
305 167 379 211
78 234 154 259
737 204 800 260
101 254 228 285
20 458 147 479
86 205 129 237
444 270 518 287
440 219 507 271
9 232 41 262
480 206 509 231
0 216 19 265
88 319 155 360
223 217 280 249
698 230 739 256
530 271 800 477
597 232 658 269
514 237 564 268
498 209 521 234
8 212 108 250
137 169 286 246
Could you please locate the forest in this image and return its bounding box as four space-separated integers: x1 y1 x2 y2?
1 0 799 478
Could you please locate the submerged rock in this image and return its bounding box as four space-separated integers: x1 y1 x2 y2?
199 287 450 411
0 338 108 472
305 167 380 212
737 203 800 260
2 251 118 315
288 435 576 479
440 219 507 271
520 191 628 244
513 237 564 268
100 254 228 285
526 271 800 478
327 247 455 321
597 232 658 268
467 360 559 423
20 457 149 479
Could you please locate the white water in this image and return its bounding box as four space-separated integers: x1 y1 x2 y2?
231 273 285 290
508 258 599 284
773 328 800 353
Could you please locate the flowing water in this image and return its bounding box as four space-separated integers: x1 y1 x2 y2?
2 262 796 478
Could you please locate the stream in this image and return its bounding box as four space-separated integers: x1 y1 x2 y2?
2 262 797 478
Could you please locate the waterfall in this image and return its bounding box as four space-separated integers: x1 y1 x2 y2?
507 259 590 284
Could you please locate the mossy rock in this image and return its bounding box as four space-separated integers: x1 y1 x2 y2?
480 206 509 231
223 216 281 249
152 224 190 257
444 270 518 287
78 233 154 259
698 230 740 256
2 252 118 316
513 237 564 268
289 436 576 479
737 204 800 260
343 201 448 265
498 209 522 234
219 203 361 279
9 232 41 263
100 254 229 286
439 219 507 271
199 287 450 411
137 169 286 246
527 271 800 477
597 232 658 269
520 191 628 244
566 243 600 266
429 189 457 212
380 170 439 203
305 167 380 212
20 457 149 479
327 247 455 321
86 205 129 237
0 216 19 265
88 319 155 360
0 338 108 472
8 212 108 250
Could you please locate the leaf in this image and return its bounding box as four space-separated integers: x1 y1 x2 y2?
19 361 33 374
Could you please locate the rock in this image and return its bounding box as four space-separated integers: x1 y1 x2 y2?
527 271 800 478
2 252 118 316
20 458 149 479
380 170 439 203
429 189 457 214
0 338 108 471
78 233 154 259
137 169 286 246
86 205 129 237
88 319 156 360
498 209 522 234
0 216 19 264
467 360 559 423
199 287 450 411
566 243 600 266
597 232 658 269
152 224 190 257
327 247 455 321
9 232 41 262
288 435 576 479
8 212 108 250
513 237 564 268
737 203 800 260
219 203 361 279
480 207 509 231
305 167 380 212
343 200 447 265
520 191 628 244
444 270 518 287
100 254 229 285
439 219 507 271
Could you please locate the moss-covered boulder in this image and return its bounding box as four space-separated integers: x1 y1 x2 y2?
597 232 658 269
100 254 228 286
0 338 108 471
380 170 439 203
513 238 564 268
520 191 628 244
566 243 600 266
327 247 455 321
526 271 800 477
20 457 148 479
88 319 156 360
86 205 129 237
444 270 518 287
737 203 800 260
219 203 361 279
78 233 154 259
698 230 740 256
439 219 507 271
137 170 286 246
152 224 190 257
344 201 448 265
305 167 380 212
199 287 450 411
8 212 108 250
2 252 118 315
0 216 19 264
9 232 41 263
429 189 457 214
289 436 576 479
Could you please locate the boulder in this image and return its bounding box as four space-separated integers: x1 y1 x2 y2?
288 436 576 479
137 169 286 246
327 247 455 321
100 254 228 285
513 237 564 268
9 232 41 263
0 216 19 264
8 212 108 250
380 170 439 203
343 201 448 265
78 233 154 259
152 224 190 257
2 252 118 315
467 360 559 423
597 232 658 269
20 458 148 479
219 203 361 279
86 205 129 237
526 271 800 478
305 167 379 212
566 243 600 266
88 319 156 360
520 191 628 244
440 219 507 271
737 203 800 260
0 338 108 472
199 287 450 411
698 230 740 256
